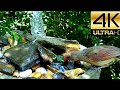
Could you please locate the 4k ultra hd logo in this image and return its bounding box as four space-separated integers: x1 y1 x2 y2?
91 11 120 35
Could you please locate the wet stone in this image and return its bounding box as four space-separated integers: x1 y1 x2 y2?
35 67 47 74
31 64 41 71
0 62 15 75
40 74 53 79
0 58 7 63
50 63 65 72
4 42 40 71
30 72 42 78
0 72 21 79
13 70 20 77
64 68 85 79
67 60 74 70
37 46 57 63
19 69 32 78
53 72 65 79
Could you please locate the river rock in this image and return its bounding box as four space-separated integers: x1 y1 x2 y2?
39 74 53 79
35 67 47 74
67 60 74 70
50 63 65 73
2 45 11 53
13 70 20 77
53 72 65 79
31 64 41 71
46 69 54 77
4 42 40 71
19 69 32 78
0 58 7 63
0 72 21 79
37 46 57 63
30 72 42 78
0 62 15 75
64 68 85 79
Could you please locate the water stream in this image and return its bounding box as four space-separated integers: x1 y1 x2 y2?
30 11 46 38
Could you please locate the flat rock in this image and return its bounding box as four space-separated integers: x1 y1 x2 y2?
4 42 40 71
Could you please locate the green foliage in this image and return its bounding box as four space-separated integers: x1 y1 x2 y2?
0 11 120 79
43 11 94 47
0 11 32 44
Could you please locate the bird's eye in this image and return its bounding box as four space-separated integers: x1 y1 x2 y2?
94 53 97 55
66 56 70 59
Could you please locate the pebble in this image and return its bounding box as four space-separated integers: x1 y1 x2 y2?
67 60 74 70
39 74 53 79
53 72 65 79
59 66 66 73
31 64 41 71
0 62 15 75
30 72 42 78
19 69 32 78
2 45 11 53
64 68 85 79
35 67 47 74
13 70 20 77
50 63 65 72
46 70 54 77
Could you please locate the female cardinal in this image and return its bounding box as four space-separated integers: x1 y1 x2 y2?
67 46 120 68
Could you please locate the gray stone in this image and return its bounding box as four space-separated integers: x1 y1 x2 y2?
4 42 40 71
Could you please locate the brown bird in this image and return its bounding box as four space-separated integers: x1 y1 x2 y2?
67 46 120 69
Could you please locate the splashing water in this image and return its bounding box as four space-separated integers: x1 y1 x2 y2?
30 11 46 38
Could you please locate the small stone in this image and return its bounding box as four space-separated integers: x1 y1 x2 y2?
59 66 66 73
19 69 32 78
35 67 47 74
39 74 53 79
0 62 15 75
30 72 42 78
50 63 62 69
0 72 21 79
31 64 41 71
2 45 11 53
64 68 85 79
0 58 7 63
13 70 20 77
53 72 65 79
67 60 74 70
50 63 65 72
46 70 54 77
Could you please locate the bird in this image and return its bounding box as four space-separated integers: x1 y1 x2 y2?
64 46 120 69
